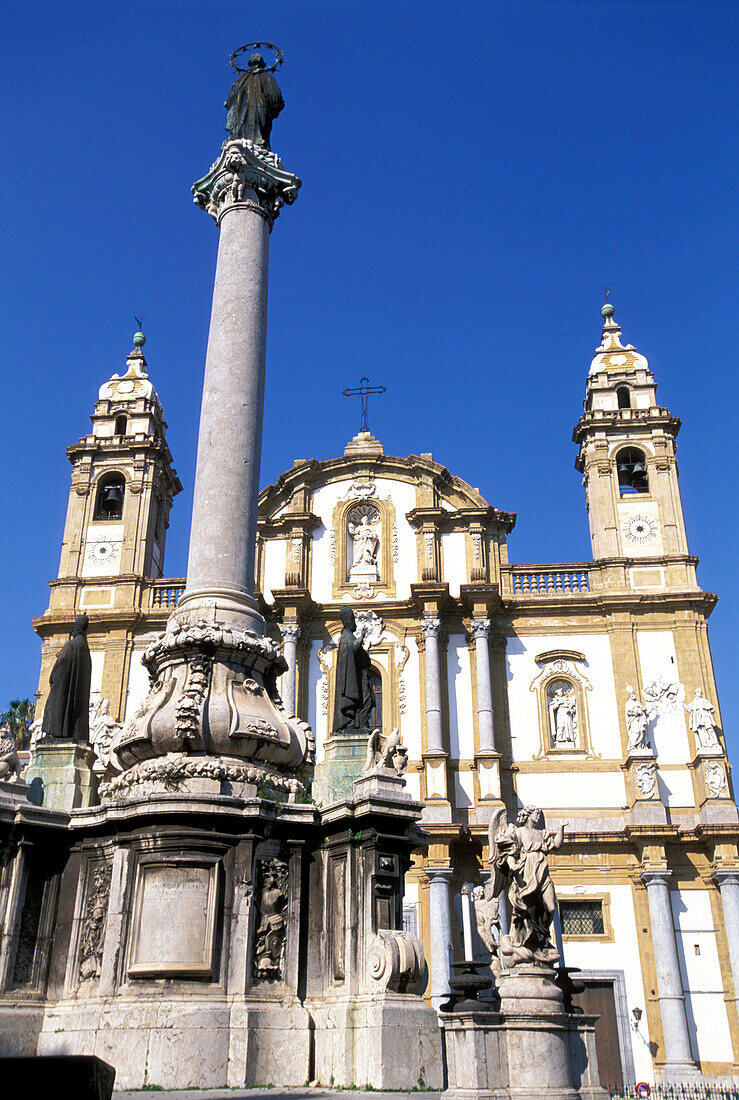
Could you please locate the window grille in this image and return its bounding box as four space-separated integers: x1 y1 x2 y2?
560 899 604 937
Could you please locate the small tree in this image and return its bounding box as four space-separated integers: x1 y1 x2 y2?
1 698 36 750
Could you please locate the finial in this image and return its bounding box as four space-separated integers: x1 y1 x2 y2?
133 314 146 350
601 286 615 320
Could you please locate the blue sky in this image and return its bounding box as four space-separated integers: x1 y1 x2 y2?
1 1 736 750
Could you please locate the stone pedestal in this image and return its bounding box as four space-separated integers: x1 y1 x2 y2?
313 730 368 805
24 742 97 811
442 966 607 1100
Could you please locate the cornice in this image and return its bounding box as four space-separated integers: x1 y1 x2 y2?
572 406 681 445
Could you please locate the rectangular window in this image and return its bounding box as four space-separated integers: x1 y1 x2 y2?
560 899 605 937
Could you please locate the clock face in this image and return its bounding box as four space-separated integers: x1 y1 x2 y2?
88 539 121 565
623 513 658 545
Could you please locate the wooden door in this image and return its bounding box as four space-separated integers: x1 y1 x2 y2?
573 979 624 1092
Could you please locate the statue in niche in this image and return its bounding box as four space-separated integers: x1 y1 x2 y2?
625 684 651 751
684 689 721 751
41 614 92 742
488 805 566 967
547 680 578 747
348 505 380 582
332 605 375 733
225 51 284 149
252 858 289 981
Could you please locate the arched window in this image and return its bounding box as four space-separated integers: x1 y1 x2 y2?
369 667 383 732
114 414 128 436
616 447 648 495
94 473 125 520
616 387 631 409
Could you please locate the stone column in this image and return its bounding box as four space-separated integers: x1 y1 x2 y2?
425 867 453 1011
641 869 699 1079
713 869 739 1002
181 141 301 633
470 618 494 751
421 618 444 754
280 623 301 714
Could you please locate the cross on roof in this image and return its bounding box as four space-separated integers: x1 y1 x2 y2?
342 376 386 433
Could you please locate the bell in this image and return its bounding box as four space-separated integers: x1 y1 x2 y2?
631 461 646 474
101 484 123 515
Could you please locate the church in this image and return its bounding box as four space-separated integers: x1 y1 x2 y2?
26 293 739 1089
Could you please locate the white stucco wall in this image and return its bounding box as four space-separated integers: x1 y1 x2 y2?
447 635 475 759
506 633 622 761
442 531 467 598
262 538 286 603
515 770 626 809
671 889 733 1063
557 883 652 1083
636 631 692 764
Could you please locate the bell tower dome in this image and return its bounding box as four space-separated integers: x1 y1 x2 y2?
53 330 181 598
573 301 696 591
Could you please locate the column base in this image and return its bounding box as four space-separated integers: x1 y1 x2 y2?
24 742 97 812
176 585 265 634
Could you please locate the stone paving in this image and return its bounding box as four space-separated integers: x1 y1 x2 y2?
115 1091 443 1100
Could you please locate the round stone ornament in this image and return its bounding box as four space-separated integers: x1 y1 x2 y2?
623 513 658 545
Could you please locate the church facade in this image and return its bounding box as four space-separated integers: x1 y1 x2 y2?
31 304 739 1088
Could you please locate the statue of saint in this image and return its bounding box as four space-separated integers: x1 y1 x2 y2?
332 605 375 733
488 805 566 967
41 614 92 742
547 683 577 746
625 684 651 750
225 52 284 149
684 688 721 751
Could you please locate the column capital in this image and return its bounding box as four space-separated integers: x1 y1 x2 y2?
279 622 302 643
712 867 739 888
421 617 442 640
424 866 454 884
469 617 491 640
192 139 301 228
641 867 672 887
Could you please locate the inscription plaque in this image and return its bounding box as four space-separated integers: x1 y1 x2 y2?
128 861 219 979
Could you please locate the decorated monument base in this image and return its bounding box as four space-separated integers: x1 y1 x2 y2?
441 966 607 1100
24 741 97 811
313 730 369 804
0 761 440 1092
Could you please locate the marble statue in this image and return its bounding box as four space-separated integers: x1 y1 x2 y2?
685 688 721 751
0 725 20 782
41 614 92 742
332 605 375 732
363 726 408 775
547 681 577 746
625 684 651 750
471 883 502 975
348 507 380 582
90 699 123 774
225 52 284 149
488 805 566 966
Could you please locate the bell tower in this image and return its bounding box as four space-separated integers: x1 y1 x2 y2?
50 329 181 607
573 301 696 590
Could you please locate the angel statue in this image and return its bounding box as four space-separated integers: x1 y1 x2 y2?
487 805 567 967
